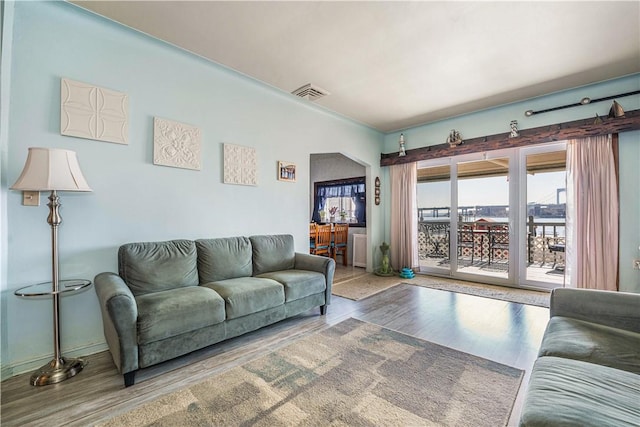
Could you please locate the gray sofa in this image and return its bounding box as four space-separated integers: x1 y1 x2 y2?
94 234 335 387
520 288 640 426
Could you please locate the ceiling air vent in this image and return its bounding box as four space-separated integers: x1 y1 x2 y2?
291 84 330 101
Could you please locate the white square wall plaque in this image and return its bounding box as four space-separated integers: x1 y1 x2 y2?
153 117 202 170
60 78 128 144
223 143 257 186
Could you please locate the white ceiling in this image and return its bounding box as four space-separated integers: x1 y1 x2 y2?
72 1 640 133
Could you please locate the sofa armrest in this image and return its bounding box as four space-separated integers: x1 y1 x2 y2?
550 288 640 333
294 253 335 305
94 272 139 374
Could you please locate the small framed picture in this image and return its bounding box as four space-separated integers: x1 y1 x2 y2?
278 161 296 182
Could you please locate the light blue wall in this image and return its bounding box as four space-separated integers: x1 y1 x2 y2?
383 75 640 293
0 0 16 381
619 130 640 293
0 1 384 377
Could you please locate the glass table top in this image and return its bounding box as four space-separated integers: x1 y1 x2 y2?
14 279 92 297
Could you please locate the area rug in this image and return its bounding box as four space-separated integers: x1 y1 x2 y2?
333 268 369 285
332 273 550 307
99 318 524 427
331 273 402 300
410 276 550 308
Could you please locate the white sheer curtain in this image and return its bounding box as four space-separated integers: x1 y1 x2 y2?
389 162 419 270
565 134 618 290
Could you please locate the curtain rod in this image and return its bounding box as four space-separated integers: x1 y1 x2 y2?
524 90 640 116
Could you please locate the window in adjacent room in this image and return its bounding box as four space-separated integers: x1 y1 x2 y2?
312 177 366 226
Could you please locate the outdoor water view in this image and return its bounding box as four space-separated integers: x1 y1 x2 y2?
417 153 566 286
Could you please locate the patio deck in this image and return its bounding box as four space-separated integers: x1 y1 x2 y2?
419 257 566 287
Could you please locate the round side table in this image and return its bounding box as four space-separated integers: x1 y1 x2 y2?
15 279 92 386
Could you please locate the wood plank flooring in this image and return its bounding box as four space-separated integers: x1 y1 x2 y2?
1 278 549 426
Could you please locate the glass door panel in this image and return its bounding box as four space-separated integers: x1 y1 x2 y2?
524 149 567 287
456 158 510 279
417 164 451 273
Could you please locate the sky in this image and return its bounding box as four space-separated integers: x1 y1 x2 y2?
417 170 566 208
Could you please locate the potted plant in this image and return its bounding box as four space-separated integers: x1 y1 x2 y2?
328 206 338 222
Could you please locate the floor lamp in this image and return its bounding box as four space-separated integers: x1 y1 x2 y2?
11 147 92 385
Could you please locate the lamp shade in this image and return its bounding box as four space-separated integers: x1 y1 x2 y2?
10 147 92 192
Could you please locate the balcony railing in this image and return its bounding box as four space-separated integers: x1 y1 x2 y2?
418 216 565 267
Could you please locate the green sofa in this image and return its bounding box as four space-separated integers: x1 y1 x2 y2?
94 234 335 387
520 288 640 426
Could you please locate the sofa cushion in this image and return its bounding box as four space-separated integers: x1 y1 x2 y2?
119 240 199 296
257 270 326 302
196 237 253 282
203 277 285 320
520 356 640 427
539 316 640 374
136 286 225 344
249 234 295 275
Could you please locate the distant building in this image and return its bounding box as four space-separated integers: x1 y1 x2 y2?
419 203 566 220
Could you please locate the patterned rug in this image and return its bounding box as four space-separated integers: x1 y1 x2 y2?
331 274 402 300
332 273 550 307
99 318 524 427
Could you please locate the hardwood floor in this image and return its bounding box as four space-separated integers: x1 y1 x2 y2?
1 279 549 426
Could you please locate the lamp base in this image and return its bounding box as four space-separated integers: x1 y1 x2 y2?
30 357 85 386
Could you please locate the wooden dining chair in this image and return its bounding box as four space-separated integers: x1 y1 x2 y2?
310 224 332 257
309 223 317 252
332 223 349 266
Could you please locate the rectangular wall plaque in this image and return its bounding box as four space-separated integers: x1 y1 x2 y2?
60 78 128 144
153 117 202 170
223 143 257 186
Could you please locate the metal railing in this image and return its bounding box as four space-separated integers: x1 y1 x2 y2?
526 216 565 266
418 216 565 266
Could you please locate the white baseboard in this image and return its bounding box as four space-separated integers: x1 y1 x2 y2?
1 341 108 381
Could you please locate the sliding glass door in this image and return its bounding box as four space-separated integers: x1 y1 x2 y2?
520 145 567 288
417 161 451 273
418 143 566 289
456 156 511 280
